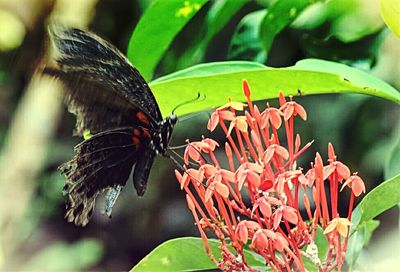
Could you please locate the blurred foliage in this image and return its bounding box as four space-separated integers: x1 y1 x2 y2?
23 239 103 271
0 9 26 52
0 0 399 271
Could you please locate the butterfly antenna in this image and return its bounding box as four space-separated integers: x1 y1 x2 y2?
172 92 205 115
168 143 188 150
178 110 210 122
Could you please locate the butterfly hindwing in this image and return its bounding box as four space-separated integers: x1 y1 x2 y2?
61 127 139 226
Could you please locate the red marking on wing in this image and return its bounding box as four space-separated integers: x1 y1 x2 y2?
132 136 140 145
142 128 150 137
133 128 141 137
136 111 149 125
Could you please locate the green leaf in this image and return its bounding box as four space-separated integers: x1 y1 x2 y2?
346 220 380 268
228 10 267 62
346 174 400 266
131 237 265 272
127 0 208 81
153 61 266 83
351 174 400 230
301 256 319 272
23 239 103 271
380 0 400 37
259 0 316 56
149 59 400 118
314 226 328 261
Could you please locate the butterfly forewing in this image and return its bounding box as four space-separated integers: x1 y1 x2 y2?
47 26 162 135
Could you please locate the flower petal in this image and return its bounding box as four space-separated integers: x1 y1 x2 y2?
221 169 235 183
215 182 229 198
283 103 294 121
203 138 219 151
336 162 351 180
269 108 282 129
202 164 217 177
187 145 201 162
236 117 248 133
226 120 235 137
323 219 338 235
247 171 261 187
236 222 248 243
352 176 366 196
259 199 272 218
230 101 247 111
283 207 298 225
275 145 289 160
247 162 263 173
219 110 235 121
337 218 351 237
187 168 204 185
294 103 307 120
253 229 268 249
205 184 214 202
273 209 283 230
263 146 274 164
235 169 247 190
207 111 219 131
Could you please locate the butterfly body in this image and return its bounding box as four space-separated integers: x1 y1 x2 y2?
47 27 176 226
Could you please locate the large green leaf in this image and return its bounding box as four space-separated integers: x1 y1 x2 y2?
149 59 400 117
127 0 208 81
259 0 316 56
131 237 264 272
152 61 266 83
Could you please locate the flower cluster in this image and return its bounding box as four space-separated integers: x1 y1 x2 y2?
175 80 365 271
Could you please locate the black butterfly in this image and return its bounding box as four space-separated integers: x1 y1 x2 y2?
45 27 177 226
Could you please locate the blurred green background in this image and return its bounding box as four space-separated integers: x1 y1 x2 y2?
0 0 399 270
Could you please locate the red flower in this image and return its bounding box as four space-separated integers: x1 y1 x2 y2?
177 81 365 271
341 174 366 196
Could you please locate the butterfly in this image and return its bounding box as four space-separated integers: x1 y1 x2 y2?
45 26 177 226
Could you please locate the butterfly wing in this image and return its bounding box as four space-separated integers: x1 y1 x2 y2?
46 26 163 136
46 27 164 225
61 127 138 226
